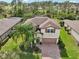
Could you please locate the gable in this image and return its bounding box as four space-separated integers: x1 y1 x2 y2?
45 23 55 28
39 20 60 29
47 26 54 29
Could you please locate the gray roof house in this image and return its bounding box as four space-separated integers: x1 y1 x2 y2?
0 17 22 43
64 20 79 44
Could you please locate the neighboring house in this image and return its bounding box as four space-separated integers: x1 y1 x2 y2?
0 17 22 43
63 20 79 45
25 16 60 44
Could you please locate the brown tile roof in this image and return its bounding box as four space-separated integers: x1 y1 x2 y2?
39 18 60 29
32 17 48 25
0 17 21 36
25 17 48 26
64 20 79 34
25 16 60 29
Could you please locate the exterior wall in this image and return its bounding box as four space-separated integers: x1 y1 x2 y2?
41 29 60 39
64 23 71 31
36 27 60 44
67 26 71 29
70 29 79 42
42 38 57 44
36 28 60 44
64 23 68 27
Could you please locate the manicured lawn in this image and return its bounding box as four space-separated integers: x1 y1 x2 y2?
0 37 23 52
60 28 79 59
1 24 79 59
0 37 41 59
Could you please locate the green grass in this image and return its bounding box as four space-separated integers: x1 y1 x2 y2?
0 37 41 59
18 52 41 59
1 23 79 59
0 37 23 52
60 28 79 59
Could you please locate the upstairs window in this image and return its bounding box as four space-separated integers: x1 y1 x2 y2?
46 28 55 33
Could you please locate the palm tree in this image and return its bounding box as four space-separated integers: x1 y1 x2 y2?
12 24 37 50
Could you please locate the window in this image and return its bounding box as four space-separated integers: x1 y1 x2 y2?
47 29 51 33
46 28 55 33
51 29 55 33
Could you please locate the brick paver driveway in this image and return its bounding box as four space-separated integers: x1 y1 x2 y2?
37 44 60 59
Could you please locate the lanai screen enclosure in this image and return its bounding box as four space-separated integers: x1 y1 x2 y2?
0 17 22 44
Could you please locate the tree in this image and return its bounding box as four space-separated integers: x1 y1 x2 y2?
0 5 8 18
0 6 4 14
12 24 37 50
11 0 24 17
0 1 8 5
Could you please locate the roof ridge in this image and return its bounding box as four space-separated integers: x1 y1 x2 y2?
39 18 60 29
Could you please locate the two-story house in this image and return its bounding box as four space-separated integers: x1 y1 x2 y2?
25 16 60 44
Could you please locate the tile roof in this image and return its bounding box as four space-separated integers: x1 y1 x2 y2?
0 17 21 36
39 18 60 29
64 20 79 34
25 16 60 29
32 17 48 25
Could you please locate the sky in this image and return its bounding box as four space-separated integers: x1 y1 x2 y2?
0 0 79 3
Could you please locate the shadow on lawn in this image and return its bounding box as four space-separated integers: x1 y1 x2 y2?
18 52 38 59
19 43 41 53
58 37 69 57
19 44 41 59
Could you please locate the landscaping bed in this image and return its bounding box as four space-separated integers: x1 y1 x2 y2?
0 37 41 59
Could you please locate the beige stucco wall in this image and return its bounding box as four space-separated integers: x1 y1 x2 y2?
64 23 71 30
37 28 60 43
41 28 60 39
36 27 60 43
64 23 68 27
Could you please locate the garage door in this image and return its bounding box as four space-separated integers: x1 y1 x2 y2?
42 38 57 44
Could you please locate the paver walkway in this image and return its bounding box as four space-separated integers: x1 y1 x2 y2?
37 44 60 59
